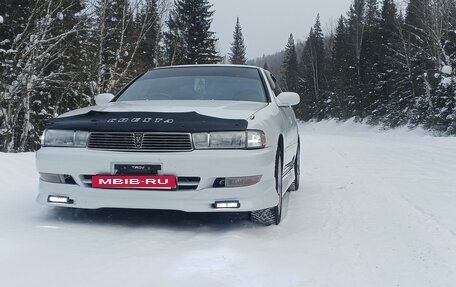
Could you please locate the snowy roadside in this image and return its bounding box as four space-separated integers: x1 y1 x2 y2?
1 121 456 287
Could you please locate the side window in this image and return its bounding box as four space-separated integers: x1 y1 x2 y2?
265 71 283 96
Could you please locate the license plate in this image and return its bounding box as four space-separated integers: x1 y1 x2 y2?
114 164 161 175
92 175 176 190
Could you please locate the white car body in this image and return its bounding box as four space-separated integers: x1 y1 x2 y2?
36 65 300 224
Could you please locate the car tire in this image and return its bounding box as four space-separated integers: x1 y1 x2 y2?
288 140 300 191
250 149 283 226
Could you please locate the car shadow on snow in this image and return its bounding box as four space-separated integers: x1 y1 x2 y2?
46 207 254 230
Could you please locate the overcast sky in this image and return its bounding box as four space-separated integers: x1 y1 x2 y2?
210 0 354 60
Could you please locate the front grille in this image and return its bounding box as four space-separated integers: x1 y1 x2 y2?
80 175 200 190
88 132 193 151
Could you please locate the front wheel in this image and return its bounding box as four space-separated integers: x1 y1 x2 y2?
250 149 283 226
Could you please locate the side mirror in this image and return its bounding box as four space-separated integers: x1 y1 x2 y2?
277 92 300 107
95 93 115 105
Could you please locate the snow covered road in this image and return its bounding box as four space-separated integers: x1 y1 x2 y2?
1 121 456 287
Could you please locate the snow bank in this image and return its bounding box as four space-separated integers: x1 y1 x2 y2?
299 118 433 137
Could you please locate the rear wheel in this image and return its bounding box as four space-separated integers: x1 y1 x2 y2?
250 149 283 226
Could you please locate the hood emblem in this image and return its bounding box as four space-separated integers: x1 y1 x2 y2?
107 118 174 124
134 133 143 149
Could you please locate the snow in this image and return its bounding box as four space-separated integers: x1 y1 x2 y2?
1 121 456 287
441 65 452 75
441 76 453 87
0 39 11 45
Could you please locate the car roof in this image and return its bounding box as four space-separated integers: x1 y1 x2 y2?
151 64 262 71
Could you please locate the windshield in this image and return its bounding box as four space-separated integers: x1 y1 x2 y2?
115 67 268 102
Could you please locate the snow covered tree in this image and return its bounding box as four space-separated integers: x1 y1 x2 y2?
377 0 413 127
422 0 456 132
404 0 432 122
402 0 456 131
286 0 455 134
90 0 164 96
0 0 88 151
33 0 91 146
445 2 456 134
359 0 381 121
0 0 166 152
229 17 247 65
91 0 135 95
282 34 299 92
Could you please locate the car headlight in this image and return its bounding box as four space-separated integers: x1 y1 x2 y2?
42 130 89 147
192 130 266 149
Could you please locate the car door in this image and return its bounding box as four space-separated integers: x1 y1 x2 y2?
264 71 298 171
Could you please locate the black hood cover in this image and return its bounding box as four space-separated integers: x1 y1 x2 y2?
45 111 248 132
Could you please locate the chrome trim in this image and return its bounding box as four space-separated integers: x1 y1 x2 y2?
87 132 194 152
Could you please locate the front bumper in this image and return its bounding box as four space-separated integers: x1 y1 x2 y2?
36 147 278 212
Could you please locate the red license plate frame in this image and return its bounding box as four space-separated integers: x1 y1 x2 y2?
92 175 177 190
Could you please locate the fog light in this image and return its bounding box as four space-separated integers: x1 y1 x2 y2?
213 176 262 188
40 173 62 183
40 173 76 185
213 201 241 209
225 176 261 187
48 195 73 204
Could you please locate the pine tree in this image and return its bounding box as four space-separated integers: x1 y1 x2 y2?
164 0 219 65
446 2 456 134
360 0 381 121
229 17 247 65
297 15 327 120
263 62 269 70
346 0 366 118
182 0 218 64
404 0 439 129
404 0 430 96
328 16 352 119
378 0 413 127
424 0 456 132
163 9 186 66
404 0 453 130
282 34 299 92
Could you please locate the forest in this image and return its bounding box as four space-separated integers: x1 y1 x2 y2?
0 0 455 152
281 0 456 136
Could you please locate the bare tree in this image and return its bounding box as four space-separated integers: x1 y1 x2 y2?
0 0 89 152
0 0 169 152
91 0 168 96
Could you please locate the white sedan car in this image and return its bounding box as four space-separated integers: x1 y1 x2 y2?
36 65 301 225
